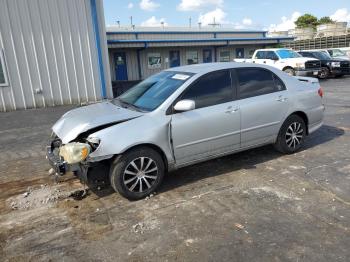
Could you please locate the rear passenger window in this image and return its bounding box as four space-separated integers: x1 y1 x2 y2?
255 51 266 59
237 68 285 99
181 70 232 109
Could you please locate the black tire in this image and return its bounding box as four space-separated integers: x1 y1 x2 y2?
109 147 165 200
318 67 330 79
274 115 306 154
283 68 295 76
335 74 344 78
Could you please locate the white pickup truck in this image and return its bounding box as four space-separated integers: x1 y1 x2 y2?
235 48 321 77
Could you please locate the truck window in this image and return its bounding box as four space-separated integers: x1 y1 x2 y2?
255 51 266 59
275 49 301 59
265 51 279 60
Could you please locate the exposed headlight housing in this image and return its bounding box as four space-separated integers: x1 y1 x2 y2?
331 62 341 67
59 143 91 164
86 137 101 151
295 62 305 69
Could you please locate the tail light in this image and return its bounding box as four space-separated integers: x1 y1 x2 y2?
318 87 324 98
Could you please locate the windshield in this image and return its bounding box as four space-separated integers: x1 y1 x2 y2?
276 49 301 59
313 52 332 60
328 49 346 57
114 71 193 112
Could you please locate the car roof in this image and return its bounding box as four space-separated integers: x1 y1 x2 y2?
165 62 276 74
255 48 291 51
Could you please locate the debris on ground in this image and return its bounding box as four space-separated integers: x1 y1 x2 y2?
7 184 88 210
132 222 146 234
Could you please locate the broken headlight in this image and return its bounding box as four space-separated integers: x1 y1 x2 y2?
86 137 101 151
59 143 91 164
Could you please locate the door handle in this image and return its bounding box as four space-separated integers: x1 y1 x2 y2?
276 96 288 102
225 107 239 113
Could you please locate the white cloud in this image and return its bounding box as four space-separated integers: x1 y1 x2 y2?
127 3 134 9
178 0 223 11
141 16 168 26
198 8 227 25
139 0 159 11
269 11 301 32
242 18 252 26
330 8 350 22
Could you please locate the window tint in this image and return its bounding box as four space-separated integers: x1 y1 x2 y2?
237 68 284 99
265 51 278 60
0 51 7 86
181 70 232 109
255 51 266 59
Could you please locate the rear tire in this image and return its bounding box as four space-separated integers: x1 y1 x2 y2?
283 68 295 76
109 147 165 200
274 115 306 154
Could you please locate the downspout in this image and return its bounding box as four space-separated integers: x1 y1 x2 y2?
136 42 147 80
90 0 107 99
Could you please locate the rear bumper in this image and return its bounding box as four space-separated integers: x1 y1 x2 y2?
331 67 350 75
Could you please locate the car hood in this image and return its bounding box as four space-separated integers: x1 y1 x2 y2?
281 57 318 63
52 101 144 143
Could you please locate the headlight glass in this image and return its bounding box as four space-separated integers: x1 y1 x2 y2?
295 62 305 69
331 62 341 67
59 143 91 164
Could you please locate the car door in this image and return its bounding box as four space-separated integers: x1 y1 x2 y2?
235 67 289 148
254 51 267 64
170 70 240 166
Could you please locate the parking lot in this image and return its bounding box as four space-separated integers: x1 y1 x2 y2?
0 76 350 261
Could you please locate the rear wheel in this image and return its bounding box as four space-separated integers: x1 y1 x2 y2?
318 67 330 79
109 147 165 200
283 68 295 76
274 115 306 154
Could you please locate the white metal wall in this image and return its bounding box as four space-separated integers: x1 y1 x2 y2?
0 0 111 111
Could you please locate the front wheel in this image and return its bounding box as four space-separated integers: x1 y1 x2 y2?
318 67 329 79
109 147 165 200
274 115 306 154
283 68 296 76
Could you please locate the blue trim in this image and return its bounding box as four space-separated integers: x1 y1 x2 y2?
106 30 267 35
107 37 294 44
90 0 107 98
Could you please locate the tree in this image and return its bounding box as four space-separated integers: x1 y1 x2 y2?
318 16 335 25
295 14 318 28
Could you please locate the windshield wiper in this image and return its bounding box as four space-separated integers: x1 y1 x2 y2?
116 98 144 112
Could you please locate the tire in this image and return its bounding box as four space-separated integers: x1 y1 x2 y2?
283 68 295 76
274 115 306 154
318 67 330 79
109 147 165 200
335 74 344 78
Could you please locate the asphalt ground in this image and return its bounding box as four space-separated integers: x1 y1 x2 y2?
0 76 349 261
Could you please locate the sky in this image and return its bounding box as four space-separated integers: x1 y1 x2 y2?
103 0 350 31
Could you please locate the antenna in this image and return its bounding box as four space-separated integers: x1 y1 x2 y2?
198 22 202 29
189 17 192 28
116 20 120 27
208 17 221 27
130 16 133 28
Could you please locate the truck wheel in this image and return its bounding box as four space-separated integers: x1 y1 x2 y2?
274 115 306 154
319 67 329 79
109 147 165 200
283 68 295 76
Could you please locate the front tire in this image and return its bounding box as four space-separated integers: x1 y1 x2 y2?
274 115 306 154
283 68 295 76
109 147 165 200
318 67 330 79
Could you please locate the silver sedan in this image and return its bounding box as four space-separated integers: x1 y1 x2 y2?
47 62 325 200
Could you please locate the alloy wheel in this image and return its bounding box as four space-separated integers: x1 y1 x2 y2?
123 157 158 193
285 122 304 149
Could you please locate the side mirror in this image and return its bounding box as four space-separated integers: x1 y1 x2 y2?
174 99 195 112
272 56 279 61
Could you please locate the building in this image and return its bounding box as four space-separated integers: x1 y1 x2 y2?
0 0 111 112
107 27 294 81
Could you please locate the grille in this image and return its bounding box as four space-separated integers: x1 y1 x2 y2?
340 61 350 68
305 60 321 69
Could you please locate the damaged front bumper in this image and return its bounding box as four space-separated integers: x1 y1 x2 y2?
46 138 85 176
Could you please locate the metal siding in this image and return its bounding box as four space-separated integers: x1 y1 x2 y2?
0 0 110 111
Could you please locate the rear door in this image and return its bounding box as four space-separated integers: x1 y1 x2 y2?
235 67 289 148
254 51 267 65
170 70 240 166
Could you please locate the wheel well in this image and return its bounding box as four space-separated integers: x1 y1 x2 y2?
122 144 169 171
290 111 309 134
282 66 294 71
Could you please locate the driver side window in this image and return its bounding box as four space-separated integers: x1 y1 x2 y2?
180 70 233 109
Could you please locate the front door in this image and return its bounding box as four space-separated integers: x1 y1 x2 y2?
169 51 180 67
115 52 128 80
203 49 212 63
170 70 240 166
235 67 289 147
